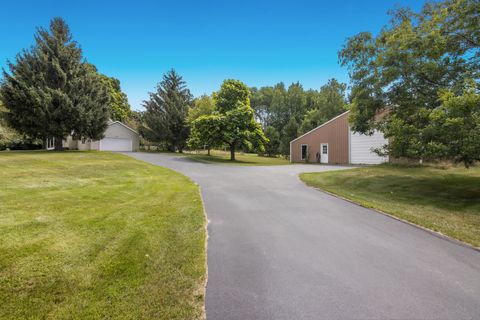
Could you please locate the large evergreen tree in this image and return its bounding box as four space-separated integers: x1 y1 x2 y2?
0 18 109 150
141 69 192 152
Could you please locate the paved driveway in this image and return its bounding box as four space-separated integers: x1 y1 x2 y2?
126 152 480 320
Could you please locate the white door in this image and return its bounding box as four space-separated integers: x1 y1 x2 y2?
320 143 328 164
100 138 132 151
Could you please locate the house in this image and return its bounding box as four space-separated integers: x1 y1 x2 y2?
47 121 140 152
290 110 388 164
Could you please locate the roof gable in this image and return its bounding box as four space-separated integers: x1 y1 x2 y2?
108 121 139 135
290 110 350 144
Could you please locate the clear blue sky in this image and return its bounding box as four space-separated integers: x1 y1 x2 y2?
0 0 426 110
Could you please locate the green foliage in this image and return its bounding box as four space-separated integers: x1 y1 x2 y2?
280 117 299 155
263 126 281 156
187 95 215 124
0 101 21 148
298 79 347 134
189 79 267 160
427 81 480 167
141 69 193 152
250 79 347 155
188 114 222 151
339 0 479 166
213 79 250 113
99 74 132 122
0 18 109 150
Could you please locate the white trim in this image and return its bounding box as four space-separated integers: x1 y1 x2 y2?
289 140 292 163
109 121 138 134
301 144 308 160
348 126 351 164
320 143 329 164
290 110 350 144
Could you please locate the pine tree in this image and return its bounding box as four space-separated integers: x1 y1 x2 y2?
141 69 193 152
0 17 109 150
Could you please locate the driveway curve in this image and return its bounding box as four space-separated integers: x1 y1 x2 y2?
126 152 480 320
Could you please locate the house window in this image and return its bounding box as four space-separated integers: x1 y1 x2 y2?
301 144 308 160
322 144 328 154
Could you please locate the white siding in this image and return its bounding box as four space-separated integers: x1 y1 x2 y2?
349 129 388 164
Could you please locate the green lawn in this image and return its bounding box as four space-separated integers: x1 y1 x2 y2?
184 150 290 166
300 164 480 248
0 151 206 319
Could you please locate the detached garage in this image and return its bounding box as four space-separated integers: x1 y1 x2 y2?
290 110 388 164
63 121 140 152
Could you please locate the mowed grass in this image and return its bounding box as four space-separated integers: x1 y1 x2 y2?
300 164 480 248
0 151 206 319
185 150 290 166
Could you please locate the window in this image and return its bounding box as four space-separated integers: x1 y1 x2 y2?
322 144 328 154
301 144 308 160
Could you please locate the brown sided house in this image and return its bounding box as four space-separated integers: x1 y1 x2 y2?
290 110 388 164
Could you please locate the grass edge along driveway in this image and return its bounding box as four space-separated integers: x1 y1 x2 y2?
300 164 480 248
0 151 207 320
184 150 291 166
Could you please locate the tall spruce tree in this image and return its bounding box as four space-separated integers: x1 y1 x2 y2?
0 18 109 150
141 69 193 152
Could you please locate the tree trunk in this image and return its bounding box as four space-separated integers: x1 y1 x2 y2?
54 137 63 151
230 145 235 161
207 147 211 156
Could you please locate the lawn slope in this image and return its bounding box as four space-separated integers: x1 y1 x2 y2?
0 151 206 319
300 164 480 248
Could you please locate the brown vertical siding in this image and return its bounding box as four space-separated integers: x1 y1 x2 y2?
290 111 350 164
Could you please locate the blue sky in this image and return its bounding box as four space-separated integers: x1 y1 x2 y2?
0 0 425 110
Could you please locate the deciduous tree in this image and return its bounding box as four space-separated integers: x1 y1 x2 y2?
189 80 267 160
339 0 479 166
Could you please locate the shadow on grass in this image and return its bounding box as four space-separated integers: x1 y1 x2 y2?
345 172 480 212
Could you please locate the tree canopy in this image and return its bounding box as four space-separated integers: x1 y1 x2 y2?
339 0 479 166
99 74 132 122
189 79 267 160
0 17 109 150
250 79 347 155
141 69 193 152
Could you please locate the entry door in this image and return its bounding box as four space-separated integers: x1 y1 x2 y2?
320 143 328 164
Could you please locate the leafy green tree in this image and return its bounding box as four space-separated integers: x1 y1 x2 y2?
0 101 22 149
190 80 267 160
0 17 109 150
141 69 193 152
99 74 131 122
339 0 479 166
187 114 222 155
187 95 214 124
299 79 347 134
264 126 281 156
280 117 299 156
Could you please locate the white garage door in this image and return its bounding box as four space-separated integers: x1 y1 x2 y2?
350 130 388 164
100 138 132 151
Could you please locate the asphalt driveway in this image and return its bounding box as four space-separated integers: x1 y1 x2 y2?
126 152 480 320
